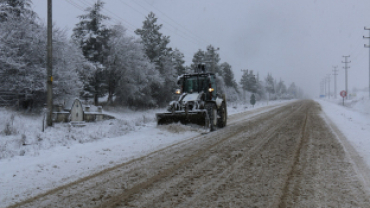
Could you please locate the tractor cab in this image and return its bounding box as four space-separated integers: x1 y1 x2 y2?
178 73 217 101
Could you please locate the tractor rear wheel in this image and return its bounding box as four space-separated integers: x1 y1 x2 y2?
217 102 227 128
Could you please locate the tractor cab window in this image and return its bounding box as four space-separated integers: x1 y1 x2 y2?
183 77 206 94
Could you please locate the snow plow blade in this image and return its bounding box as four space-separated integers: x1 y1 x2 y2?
156 112 208 126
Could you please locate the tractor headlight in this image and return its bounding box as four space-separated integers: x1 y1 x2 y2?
208 88 214 92
175 89 181 94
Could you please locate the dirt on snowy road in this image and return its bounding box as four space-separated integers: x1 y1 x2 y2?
9 100 370 208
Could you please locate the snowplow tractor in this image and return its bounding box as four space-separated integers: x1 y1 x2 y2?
156 67 227 131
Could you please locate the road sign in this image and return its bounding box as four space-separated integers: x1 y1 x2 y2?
340 90 347 106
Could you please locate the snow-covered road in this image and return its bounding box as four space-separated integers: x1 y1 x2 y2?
5 100 370 208
1 98 370 207
0 100 288 207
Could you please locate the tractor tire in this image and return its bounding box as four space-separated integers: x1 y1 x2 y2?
217 102 227 128
205 102 217 132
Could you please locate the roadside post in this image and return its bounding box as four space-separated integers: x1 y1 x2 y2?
340 90 347 106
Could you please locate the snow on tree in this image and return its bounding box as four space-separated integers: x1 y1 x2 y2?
191 49 205 71
172 48 185 75
0 0 45 108
106 25 162 107
219 62 240 101
204 45 221 75
72 0 110 64
0 1 85 108
287 82 297 98
255 72 265 100
220 62 238 90
135 12 178 106
51 28 85 105
275 79 287 99
135 12 171 73
240 70 257 93
265 73 275 99
72 0 111 105
0 0 33 22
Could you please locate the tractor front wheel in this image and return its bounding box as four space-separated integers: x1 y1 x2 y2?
206 103 217 132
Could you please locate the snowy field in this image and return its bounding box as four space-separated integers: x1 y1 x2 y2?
0 100 285 207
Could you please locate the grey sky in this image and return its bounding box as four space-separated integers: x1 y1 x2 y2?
32 0 370 98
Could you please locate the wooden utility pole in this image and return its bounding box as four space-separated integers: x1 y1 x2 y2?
326 74 331 99
342 55 350 99
364 27 370 99
332 66 338 99
46 0 53 126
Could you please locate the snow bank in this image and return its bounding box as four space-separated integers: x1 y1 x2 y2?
317 99 370 170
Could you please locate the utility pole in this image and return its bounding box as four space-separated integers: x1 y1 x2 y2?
364 27 370 99
46 0 53 126
332 66 338 99
342 55 351 99
327 74 331 99
323 78 327 98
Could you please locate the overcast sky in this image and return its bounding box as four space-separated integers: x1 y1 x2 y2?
32 0 370 98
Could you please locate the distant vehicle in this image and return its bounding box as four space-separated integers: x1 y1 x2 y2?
156 64 227 131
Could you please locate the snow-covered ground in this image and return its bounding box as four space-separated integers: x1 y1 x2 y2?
2 97 369 207
317 93 370 169
0 99 285 207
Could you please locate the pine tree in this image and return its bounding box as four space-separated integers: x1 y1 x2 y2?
135 12 177 106
288 82 297 98
276 79 287 98
247 70 257 93
240 70 257 93
204 45 221 74
135 12 171 74
72 0 111 105
255 72 265 99
265 73 275 99
220 62 238 92
191 49 205 71
72 0 110 64
240 70 249 92
0 0 33 22
172 48 185 75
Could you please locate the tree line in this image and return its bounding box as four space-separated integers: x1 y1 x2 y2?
0 0 303 110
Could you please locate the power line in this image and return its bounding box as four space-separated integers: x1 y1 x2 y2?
129 0 204 46
140 0 211 45
69 0 137 35
65 0 85 11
